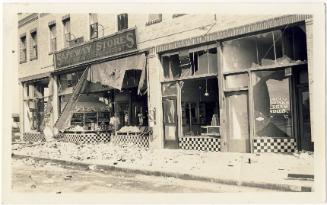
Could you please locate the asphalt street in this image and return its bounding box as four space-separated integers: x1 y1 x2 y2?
12 158 272 193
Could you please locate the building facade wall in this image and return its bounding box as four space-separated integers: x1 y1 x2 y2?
18 13 313 152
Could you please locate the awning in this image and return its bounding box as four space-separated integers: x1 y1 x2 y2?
54 67 89 132
54 53 147 132
88 53 146 92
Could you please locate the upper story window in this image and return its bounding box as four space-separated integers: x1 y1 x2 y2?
48 22 57 53
62 17 71 48
117 13 128 31
89 13 98 39
146 14 162 25
19 34 27 63
30 30 38 60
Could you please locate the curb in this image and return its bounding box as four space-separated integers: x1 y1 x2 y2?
12 154 312 192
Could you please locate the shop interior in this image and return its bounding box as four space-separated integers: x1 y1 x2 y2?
59 69 148 133
161 45 220 142
181 78 220 137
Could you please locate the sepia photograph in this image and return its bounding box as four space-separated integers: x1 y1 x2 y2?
1 1 326 204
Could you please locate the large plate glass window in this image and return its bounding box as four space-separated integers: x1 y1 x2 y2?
252 69 292 138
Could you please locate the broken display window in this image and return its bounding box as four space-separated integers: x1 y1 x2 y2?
253 69 292 138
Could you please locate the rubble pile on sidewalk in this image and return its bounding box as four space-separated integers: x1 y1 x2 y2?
12 141 314 189
13 141 149 164
13 141 210 170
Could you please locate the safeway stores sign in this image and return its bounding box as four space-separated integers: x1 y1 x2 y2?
55 28 137 69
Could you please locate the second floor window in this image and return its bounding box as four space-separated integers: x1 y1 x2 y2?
49 23 57 53
117 13 128 31
30 30 38 60
63 18 71 47
89 13 98 39
19 35 27 63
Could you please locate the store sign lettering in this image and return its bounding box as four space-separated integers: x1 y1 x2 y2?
270 97 289 114
55 29 137 69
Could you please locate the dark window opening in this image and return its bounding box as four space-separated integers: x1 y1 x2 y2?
117 13 128 31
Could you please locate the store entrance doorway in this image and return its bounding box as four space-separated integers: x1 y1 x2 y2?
163 97 179 148
226 91 250 153
294 67 313 151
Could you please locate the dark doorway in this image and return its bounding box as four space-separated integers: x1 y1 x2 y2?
294 66 313 151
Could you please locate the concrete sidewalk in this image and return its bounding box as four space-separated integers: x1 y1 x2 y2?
12 141 314 192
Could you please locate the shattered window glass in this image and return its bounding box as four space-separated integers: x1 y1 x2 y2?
222 35 258 71
222 26 307 71
162 82 177 96
253 69 292 138
256 31 276 66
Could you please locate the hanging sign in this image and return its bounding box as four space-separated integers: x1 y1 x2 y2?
55 28 137 69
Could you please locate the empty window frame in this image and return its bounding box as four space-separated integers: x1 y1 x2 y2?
117 13 128 31
30 30 38 60
19 35 27 63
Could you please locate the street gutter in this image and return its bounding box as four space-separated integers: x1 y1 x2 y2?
12 153 312 192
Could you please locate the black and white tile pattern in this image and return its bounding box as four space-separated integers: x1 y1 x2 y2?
23 132 46 143
253 137 297 153
179 136 221 152
111 133 149 148
59 132 111 144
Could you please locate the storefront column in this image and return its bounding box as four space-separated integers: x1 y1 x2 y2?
305 18 314 143
52 75 59 128
147 51 164 149
217 44 228 152
23 84 32 133
19 82 25 140
177 81 183 139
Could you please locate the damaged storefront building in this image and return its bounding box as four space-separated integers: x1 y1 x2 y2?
155 15 314 153
18 13 314 153
54 28 150 146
